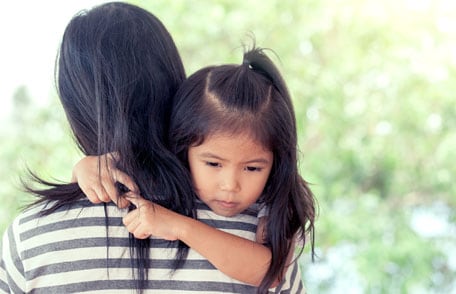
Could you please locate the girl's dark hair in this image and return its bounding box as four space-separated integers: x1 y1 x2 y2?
169 47 316 293
25 2 196 291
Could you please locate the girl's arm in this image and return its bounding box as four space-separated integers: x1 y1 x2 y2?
72 155 283 287
124 195 277 287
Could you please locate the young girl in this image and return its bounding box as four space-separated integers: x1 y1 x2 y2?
74 47 316 293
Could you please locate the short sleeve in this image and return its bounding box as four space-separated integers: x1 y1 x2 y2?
258 204 269 218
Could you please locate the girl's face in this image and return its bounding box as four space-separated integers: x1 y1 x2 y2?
188 131 273 217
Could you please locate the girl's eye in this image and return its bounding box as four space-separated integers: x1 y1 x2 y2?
245 166 263 172
205 161 221 168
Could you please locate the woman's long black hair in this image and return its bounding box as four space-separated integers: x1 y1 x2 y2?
25 2 197 291
169 47 316 293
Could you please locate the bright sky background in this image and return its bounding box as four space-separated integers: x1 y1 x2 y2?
0 0 113 120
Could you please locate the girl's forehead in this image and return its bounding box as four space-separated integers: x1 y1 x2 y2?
203 130 270 150
205 130 257 143
193 131 273 162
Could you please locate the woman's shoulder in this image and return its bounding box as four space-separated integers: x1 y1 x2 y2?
5 199 125 237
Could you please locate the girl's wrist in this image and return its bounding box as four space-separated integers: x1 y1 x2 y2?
174 214 195 242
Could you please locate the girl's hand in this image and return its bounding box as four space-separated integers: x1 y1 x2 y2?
123 194 182 241
72 153 139 208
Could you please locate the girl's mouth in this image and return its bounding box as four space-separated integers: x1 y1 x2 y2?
216 200 237 209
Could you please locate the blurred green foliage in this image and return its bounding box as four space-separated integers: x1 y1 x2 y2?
0 0 454 292
0 86 80 230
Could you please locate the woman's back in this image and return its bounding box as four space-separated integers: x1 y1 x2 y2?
1 200 303 293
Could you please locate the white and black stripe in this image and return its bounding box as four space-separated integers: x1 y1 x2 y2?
1 199 304 293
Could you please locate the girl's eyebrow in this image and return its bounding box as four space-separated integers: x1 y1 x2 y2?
198 152 225 160
243 158 271 165
198 152 271 164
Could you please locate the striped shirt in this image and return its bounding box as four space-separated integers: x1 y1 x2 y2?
0 199 304 293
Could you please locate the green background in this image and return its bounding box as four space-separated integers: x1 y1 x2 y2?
1 0 454 292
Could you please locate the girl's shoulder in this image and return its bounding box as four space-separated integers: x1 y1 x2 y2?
195 200 261 221
195 200 261 240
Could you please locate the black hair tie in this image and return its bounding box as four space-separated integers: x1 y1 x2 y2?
242 58 252 69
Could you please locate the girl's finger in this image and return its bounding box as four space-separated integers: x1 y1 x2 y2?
112 169 139 194
123 209 139 227
84 188 103 204
116 196 131 209
100 174 119 203
133 230 151 239
124 192 145 208
107 151 120 162
95 184 112 202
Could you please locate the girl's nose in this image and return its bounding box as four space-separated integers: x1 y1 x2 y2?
219 170 241 193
